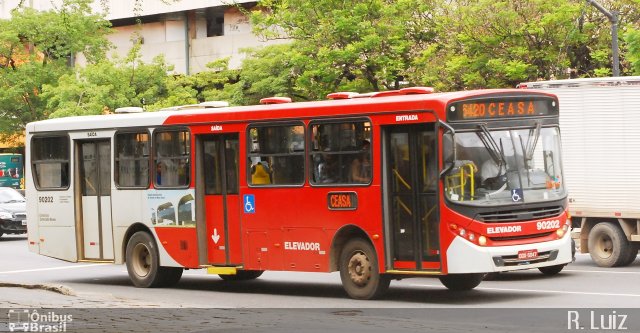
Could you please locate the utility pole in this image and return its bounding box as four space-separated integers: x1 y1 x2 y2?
586 0 620 76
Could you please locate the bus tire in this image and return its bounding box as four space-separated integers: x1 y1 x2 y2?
538 264 565 276
588 222 630 267
339 238 390 300
126 231 169 288
219 270 264 281
439 273 484 291
160 267 184 287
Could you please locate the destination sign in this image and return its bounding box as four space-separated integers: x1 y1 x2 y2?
447 97 557 122
327 192 358 210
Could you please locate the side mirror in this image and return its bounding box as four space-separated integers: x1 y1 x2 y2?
439 127 455 179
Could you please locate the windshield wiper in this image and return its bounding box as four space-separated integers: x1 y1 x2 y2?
519 122 542 186
523 122 541 164
477 124 506 173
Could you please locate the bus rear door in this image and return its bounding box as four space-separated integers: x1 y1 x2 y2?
76 139 114 261
383 124 440 271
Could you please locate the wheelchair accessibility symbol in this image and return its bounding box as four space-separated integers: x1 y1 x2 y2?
244 194 256 214
511 189 523 203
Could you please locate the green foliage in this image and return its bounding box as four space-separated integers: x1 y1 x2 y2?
42 45 172 117
250 0 438 97
0 0 111 135
627 28 640 74
6 0 640 135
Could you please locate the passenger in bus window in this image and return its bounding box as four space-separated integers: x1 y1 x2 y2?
350 140 371 183
156 162 163 185
251 161 271 185
316 149 338 184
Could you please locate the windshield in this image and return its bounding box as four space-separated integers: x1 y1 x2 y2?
444 126 565 206
0 188 25 203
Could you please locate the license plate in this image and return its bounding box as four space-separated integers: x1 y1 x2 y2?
21 220 27 226
518 249 538 260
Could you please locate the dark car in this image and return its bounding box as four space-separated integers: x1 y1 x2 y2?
0 187 27 238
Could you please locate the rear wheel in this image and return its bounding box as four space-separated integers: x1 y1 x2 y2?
125 231 183 287
339 238 390 300
538 264 565 276
219 270 264 281
588 222 630 267
439 273 484 291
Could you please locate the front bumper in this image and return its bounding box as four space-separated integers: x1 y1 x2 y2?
446 234 573 274
0 218 27 234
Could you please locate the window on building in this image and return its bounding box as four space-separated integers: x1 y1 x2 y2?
154 129 190 188
310 120 372 185
31 136 70 189
115 131 150 188
205 7 224 37
248 123 305 186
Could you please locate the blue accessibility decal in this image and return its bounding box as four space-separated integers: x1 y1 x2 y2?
244 194 255 214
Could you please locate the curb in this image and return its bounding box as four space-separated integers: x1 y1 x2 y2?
0 282 75 296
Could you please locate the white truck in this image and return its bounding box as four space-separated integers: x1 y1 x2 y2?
519 77 640 267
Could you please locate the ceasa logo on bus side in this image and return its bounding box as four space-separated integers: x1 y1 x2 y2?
327 192 358 210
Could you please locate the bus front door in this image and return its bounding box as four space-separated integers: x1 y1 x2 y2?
384 125 440 271
77 140 114 261
198 134 241 266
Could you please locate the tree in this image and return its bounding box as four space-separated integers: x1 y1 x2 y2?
42 43 172 117
627 28 640 74
0 0 111 136
250 0 439 98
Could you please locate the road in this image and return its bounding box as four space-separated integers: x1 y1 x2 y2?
1 234 639 332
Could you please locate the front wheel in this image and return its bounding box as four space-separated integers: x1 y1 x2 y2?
538 264 565 276
125 231 183 287
439 273 484 291
339 238 390 300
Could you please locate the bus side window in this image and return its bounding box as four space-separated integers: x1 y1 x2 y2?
31 136 70 189
247 124 304 186
154 129 190 188
310 120 371 185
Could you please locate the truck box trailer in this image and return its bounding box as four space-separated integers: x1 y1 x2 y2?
519 77 640 267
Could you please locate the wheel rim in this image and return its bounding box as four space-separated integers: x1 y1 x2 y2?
132 243 152 278
347 251 371 287
594 233 613 259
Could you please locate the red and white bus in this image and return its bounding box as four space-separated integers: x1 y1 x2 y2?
25 87 572 299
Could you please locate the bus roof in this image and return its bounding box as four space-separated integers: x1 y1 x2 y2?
26 88 556 133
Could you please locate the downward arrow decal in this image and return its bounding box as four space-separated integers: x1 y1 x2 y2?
212 228 221 244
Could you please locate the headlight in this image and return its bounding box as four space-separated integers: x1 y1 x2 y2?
0 211 14 219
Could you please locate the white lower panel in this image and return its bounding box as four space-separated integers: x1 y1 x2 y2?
39 226 78 262
82 197 100 259
100 196 114 260
446 235 573 274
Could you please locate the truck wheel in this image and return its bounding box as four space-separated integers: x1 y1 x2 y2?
126 231 183 287
538 264 565 275
588 222 631 267
339 238 390 300
439 273 484 291
219 270 264 281
620 243 639 267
